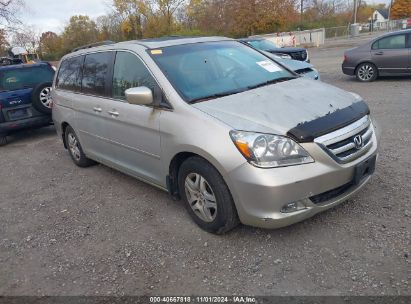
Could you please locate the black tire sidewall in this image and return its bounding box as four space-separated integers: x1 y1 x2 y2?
0 135 7 146
356 63 377 82
31 82 53 114
178 157 238 234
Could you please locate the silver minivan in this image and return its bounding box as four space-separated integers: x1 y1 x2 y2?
52 37 380 234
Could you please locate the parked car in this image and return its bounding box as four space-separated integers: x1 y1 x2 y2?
261 51 319 80
342 29 411 82
0 62 55 146
53 37 379 234
239 37 310 62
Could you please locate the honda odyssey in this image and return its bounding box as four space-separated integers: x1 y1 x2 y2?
52 37 380 234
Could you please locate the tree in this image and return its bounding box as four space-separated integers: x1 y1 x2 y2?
40 31 62 60
0 28 9 55
0 0 24 27
390 0 411 19
61 15 99 54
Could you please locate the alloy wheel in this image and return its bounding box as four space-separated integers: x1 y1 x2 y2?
67 132 81 161
39 87 53 108
184 173 217 222
358 65 375 81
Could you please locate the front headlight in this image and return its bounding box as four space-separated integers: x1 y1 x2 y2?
230 131 314 168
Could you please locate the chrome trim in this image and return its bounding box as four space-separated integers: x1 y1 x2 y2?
314 115 370 146
315 115 374 164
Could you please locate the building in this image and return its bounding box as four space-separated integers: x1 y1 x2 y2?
371 9 389 29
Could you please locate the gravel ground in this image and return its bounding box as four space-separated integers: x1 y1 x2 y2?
0 42 410 297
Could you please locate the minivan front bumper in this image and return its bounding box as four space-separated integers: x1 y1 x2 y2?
227 136 378 229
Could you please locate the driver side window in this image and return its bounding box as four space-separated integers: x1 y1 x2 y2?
112 51 157 100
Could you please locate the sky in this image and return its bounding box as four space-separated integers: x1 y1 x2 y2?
22 0 393 35
22 0 111 33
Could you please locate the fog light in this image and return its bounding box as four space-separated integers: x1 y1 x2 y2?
281 201 307 213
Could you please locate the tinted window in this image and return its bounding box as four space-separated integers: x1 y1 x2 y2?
149 41 292 102
56 56 83 91
247 39 278 50
0 66 54 92
82 52 111 96
373 35 406 49
112 52 157 100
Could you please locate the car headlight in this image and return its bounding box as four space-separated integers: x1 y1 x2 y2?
230 131 314 168
280 54 292 59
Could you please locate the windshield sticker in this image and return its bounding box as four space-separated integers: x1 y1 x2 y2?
256 60 281 73
151 49 163 55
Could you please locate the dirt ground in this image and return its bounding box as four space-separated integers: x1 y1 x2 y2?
0 41 410 296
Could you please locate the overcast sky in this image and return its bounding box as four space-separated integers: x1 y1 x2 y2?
22 0 112 33
22 0 392 34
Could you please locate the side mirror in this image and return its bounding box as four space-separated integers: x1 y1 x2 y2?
125 87 153 105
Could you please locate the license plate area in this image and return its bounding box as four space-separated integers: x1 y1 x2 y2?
7 108 30 120
354 155 376 185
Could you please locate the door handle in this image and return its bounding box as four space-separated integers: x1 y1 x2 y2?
108 110 119 117
375 51 384 55
93 107 102 113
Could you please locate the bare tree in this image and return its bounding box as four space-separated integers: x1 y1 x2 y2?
0 0 24 27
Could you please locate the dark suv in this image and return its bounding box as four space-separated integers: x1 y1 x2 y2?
0 63 55 146
239 38 309 62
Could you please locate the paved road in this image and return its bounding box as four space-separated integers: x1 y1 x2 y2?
0 43 410 296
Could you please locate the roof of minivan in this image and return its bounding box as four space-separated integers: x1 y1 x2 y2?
68 36 234 57
119 36 233 49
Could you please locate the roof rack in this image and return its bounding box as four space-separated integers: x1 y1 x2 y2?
72 41 115 53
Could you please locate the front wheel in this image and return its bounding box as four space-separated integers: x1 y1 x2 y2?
65 126 96 167
356 63 378 82
178 157 239 234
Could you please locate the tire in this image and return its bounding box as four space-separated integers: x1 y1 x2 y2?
356 63 378 82
178 157 239 234
0 135 7 146
31 82 53 114
64 126 96 167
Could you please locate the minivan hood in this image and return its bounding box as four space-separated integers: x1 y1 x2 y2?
193 78 365 139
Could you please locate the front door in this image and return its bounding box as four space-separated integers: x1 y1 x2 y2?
102 51 163 185
371 34 409 74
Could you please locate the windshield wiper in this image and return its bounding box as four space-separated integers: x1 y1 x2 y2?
247 76 297 90
189 88 248 103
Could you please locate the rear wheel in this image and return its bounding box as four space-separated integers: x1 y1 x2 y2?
65 126 96 167
31 82 53 114
178 157 239 234
0 135 7 146
356 63 378 82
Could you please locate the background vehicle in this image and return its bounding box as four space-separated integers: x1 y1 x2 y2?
239 38 309 62
53 37 378 234
260 51 320 80
342 29 411 82
0 62 55 146
8 47 40 64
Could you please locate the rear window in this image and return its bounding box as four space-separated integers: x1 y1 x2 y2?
372 35 406 49
56 56 84 92
0 66 54 92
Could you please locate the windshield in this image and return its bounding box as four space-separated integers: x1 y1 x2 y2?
0 66 54 92
247 39 278 50
149 41 294 102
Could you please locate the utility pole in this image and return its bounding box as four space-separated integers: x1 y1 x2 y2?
354 0 358 24
300 0 303 26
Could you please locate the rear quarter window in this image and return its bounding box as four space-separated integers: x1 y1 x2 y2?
56 56 84 92
0 66 54 92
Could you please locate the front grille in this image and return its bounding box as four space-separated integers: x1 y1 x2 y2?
309 181 354 204
290 50 307 61
314 115 374 164
295 68 313 75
